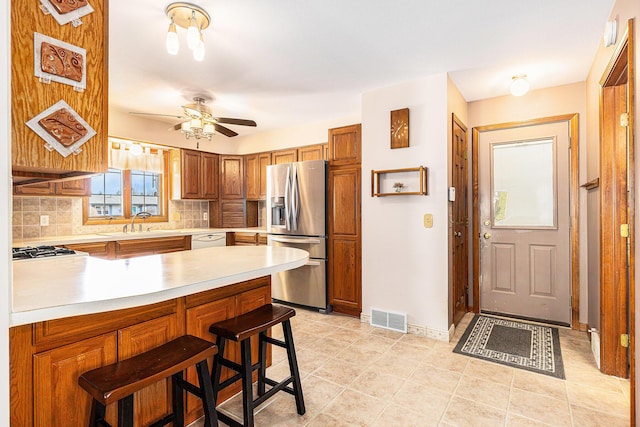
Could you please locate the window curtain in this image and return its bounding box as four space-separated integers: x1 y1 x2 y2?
109 145 164 174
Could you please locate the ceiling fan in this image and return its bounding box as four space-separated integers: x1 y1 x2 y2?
129 97 257 140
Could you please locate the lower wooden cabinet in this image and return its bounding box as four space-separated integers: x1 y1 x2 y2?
64 236 190 260
63 241 115 259
10 276 272 426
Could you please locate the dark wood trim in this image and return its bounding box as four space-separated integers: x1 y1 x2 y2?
471 114 580 329
627 19 636 427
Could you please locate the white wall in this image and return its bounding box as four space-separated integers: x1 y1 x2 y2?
468 82 589 325
1 1 11 424
361 74 451 337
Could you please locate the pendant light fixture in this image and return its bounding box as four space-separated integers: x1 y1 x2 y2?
165 2 211 61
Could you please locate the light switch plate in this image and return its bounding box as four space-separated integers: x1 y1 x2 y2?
203 212 208 220
40 215 49 226
423 214 433 228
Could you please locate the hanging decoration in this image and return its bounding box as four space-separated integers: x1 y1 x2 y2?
26 99 96 157
34 32 86 90
39 0 94 27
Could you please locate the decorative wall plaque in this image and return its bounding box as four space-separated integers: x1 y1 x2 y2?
34 33 86 90
26 100 96 157
39 0 94 26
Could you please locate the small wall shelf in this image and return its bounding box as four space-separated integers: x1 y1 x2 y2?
371 166 428 196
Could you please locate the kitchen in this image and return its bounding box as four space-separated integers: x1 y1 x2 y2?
2 0 640 426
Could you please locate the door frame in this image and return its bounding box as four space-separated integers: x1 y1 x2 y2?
471 114 580 329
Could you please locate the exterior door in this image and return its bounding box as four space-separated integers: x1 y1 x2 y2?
452 115 469 325
479 122 571 325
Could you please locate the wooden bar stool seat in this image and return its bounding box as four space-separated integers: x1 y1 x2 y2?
78 335 219 427
209 304 305 427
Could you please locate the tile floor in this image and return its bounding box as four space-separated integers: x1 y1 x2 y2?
195 310 630 426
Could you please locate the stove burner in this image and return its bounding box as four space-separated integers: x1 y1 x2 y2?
12 246 77 260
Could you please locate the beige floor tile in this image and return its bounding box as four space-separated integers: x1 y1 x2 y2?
569 404 630 427
314 313 357 327
463 358 515 386
563 362 627 394
505 413 553 426
566 381 629 415
325 326 367 343
421 349 469 373
373 403 438 427
293 321 338 337
302 337 350 357
391 380 451 421
398 333 438 349
340 317 377 332
387 341 430 362
292 331 321 349
370 351 419 379
512 370 568 401
557 328 589 341
312 357 367 387
300 374 345 413
305 413 360 427
349 368 405 400
349 335 398 354
333 345 384 368
321 389 385 426
295 349 328 375
454 375 511 410
619 378 631 399
267 360 295 382
368 327 405 340
508 388 572 426
408 364 461 394
253 393 315 426
442 396 507 427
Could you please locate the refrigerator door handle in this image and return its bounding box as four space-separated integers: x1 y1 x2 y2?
284 166 291 230
291 164 300 231
270 236 322 245
304 260 322 267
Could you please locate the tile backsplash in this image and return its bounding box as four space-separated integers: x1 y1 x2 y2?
12 196 209 241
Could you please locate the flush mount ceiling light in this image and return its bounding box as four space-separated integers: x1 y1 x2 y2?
165 2 211 61
510 74 530 96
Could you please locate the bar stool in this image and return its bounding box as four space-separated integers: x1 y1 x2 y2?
209 304 305 427
78 335 219 427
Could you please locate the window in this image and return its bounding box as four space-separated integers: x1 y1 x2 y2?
83 147 169 225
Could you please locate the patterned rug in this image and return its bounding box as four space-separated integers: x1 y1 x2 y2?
453 314 565 379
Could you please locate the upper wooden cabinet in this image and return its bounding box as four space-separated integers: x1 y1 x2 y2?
11 0 108 183
272 149 297 165
329 124 361 166
245 152 271 200
14 177 91 196
220 155 245 199
297 144 327 162
171 149 219 200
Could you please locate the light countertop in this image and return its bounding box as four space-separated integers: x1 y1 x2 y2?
11 245 307 327
13 227 267 247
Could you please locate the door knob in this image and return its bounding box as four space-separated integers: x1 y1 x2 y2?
483 233 491 239
454 231 462 237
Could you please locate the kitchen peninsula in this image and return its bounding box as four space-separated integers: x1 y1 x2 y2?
10 246 308 426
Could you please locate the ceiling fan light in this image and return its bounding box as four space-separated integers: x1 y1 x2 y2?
203 123 215 135
187 11 199 50
190 118 203 130
166 18 179 55
193 34 205 61
180 121 191 132
510 75 529 96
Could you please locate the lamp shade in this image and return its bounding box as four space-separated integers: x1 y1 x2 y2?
510 75 529 96
187 12 200 50
166 21 179 55
203 123 215 135
193 35 205 61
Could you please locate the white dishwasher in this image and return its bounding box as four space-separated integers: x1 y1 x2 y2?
191 232 226 249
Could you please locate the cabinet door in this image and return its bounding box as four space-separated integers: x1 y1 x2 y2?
219 200 246 228
245 154 259 200
64 241 115 259
328 124 361 166
258 152 271 198
118 315 179 426
185 296 236 422
328 166 362 316
297 144 324 162
33 333 118 427
114 236 190 259
182 150 202 199
13 182 54 196
201 152 219 199
220 155 245 199
55 178 91 196
272 149 297 164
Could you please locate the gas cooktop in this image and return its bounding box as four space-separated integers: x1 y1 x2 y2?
12 245 78 260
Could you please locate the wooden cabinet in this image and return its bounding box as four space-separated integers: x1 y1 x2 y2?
63 241 115 259
272 149 297 165
218 200 246 228
328 125 362 316
172 149 219 200
14 178 91 197
11 0 108 183
220 155 245 199
33 333 118 427
245 152 271 200
11 276 272 426
297 144 326 162
328 124 361 166
114 236 191 259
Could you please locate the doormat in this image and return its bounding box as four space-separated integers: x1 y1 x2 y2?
453 315 565 379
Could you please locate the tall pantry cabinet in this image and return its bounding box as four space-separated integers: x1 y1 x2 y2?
328 124 362 316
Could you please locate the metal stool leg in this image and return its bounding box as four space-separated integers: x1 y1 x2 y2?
283 319 305 415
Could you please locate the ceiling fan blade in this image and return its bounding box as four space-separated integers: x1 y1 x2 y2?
215 117 257 127
171 122 183 131
214 123 239 137
129 112 187 119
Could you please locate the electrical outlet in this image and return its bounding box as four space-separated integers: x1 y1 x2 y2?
40 215 49 226
423 214 433 228
203 212 208 220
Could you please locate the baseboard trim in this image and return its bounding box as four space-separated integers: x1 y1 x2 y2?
360 313 450 342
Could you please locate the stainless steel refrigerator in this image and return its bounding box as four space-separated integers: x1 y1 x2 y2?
266 159 328 311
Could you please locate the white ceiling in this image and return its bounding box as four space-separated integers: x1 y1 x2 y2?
109 0 615 137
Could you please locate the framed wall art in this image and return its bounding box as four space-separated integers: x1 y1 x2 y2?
39 0 94 27
34 33 86 90
26 99 96 157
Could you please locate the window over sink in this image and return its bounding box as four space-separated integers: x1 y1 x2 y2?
83 139 169 225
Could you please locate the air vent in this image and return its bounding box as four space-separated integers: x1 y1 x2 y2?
370 308 407 333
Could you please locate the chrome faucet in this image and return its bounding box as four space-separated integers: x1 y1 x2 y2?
130 211 152 233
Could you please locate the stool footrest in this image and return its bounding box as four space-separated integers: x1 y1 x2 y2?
261 335 286 349
254 377 294 407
